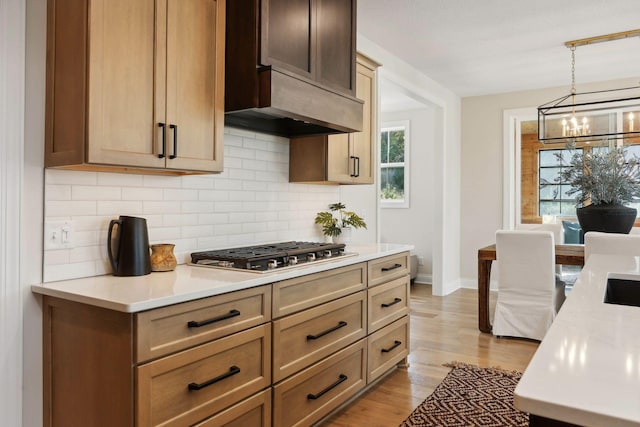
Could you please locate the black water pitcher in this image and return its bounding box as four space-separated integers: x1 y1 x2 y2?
107 216 151 276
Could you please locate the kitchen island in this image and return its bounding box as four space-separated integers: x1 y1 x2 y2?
515 254 640 427
33 243 413 427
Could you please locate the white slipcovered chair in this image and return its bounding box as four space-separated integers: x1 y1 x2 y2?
516 223 565 276
584 231 640 261
493 230 566 341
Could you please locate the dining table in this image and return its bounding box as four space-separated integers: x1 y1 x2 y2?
477 243 585 333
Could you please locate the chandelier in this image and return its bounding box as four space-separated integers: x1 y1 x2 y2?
538 29 640 145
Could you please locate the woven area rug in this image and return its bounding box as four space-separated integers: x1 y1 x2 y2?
399 362 528 427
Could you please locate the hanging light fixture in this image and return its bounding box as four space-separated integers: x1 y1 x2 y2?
538 29 640 145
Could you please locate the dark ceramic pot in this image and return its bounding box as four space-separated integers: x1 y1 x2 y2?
576 204 637 234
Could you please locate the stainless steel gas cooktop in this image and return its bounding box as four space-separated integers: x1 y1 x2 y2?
190 241 356 273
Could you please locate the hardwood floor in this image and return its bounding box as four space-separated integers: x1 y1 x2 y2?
321 284 539 427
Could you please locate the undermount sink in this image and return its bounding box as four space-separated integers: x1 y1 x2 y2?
605 276 640 307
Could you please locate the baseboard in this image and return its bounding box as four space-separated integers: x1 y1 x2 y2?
460 278 498 291
413 273 432 284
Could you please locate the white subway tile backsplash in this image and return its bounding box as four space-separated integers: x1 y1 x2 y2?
43 131 339 282
46 201 97 217
122 187 164 201
97 201 143 216
45 185 71 201
46 169 97 185
73 185 121 201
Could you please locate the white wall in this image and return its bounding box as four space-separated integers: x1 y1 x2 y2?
380 108 435 283
460 77 640 287
357 35 461 296
1 0 26 425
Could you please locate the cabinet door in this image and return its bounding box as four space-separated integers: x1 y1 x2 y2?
316 0 356 96
351 59 375 183
261 0 314 80
327 133 353 183
165 0 224 172
86 0 166 169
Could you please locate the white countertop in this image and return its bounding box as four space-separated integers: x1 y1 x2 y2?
515 254 640 427
32 243 412 313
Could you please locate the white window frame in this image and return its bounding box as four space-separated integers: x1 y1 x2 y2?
380 120 410 209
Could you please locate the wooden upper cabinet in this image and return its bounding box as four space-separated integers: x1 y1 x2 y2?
259 0 355 97
289 54 379 184
45 0 224 175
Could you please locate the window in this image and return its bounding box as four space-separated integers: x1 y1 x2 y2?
520 108 640 224
380 121 410 208
538 148 582 217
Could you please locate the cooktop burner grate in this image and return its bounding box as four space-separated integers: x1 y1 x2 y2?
191 241 350 272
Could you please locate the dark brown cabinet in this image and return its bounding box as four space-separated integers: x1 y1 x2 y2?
225 0 362 137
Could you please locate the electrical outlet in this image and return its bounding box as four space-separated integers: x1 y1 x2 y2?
418 256 425 266
44 221 74 250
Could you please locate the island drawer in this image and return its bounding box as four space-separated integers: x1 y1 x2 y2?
136 324 271 427
135 285 271 362
368 252 410 287
367 316 409 383
368 275 410 333
272 262 366 318
272 291 366 382
273 339 366 427
194 389 272 427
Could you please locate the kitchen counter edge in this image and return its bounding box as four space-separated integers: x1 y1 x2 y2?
32 243 413 313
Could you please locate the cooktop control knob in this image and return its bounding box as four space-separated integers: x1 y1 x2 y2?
289 256 298 265
324 250 332 257
267 259 278 269
307 253 316 262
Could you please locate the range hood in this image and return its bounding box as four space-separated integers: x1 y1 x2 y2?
225 67 364 138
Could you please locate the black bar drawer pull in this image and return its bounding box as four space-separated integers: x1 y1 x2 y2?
381 340 402 353
355 156 360 177
381 263 402 272
307 374 348 400
350 156 357 177
169 123 178 159
306 321 347 340
188 365 240 391
187 309 240 328
158 122 166 158
381 297 402 308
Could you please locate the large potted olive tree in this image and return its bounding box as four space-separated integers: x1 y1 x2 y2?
558 145 640 234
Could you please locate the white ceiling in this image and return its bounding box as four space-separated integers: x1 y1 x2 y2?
358 0 640 100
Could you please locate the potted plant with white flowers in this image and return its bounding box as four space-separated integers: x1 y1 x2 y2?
314 202 367 243
556 144 640 234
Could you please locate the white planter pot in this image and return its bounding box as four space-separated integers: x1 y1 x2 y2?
333 227 352 244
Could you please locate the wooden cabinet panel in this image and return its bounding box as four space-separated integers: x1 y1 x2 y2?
316 0 356 95
273 339 366 427
272 262 366 318
45 0 224 175
367 317 409 384
261 0 313 78
193 389 271 427
43 296 134 427
368 275 410 333
136 324 271 427
272 291 366 382
349 58 375 183
86 0 164 169
136 285 271 362
165 0 224 172
368 252 410 287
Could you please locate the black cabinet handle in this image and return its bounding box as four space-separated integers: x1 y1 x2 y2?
307 374 348 400
381 263 402 272
350 156 357 177
169 124 178 159
306 321 347 340
158 122 166 158
381 340 402 353
187 309 240 328
188 365 240 391
355 156 360 177
381 297 402 308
